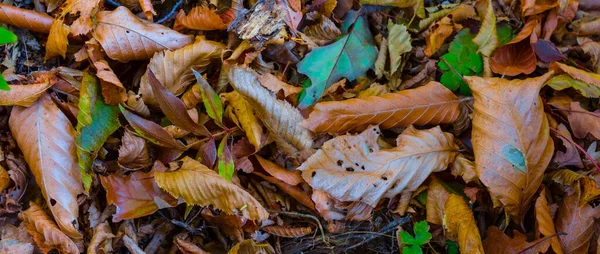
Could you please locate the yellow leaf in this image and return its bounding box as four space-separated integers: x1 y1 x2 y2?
221 91 264 150
424 17 453 56
44 19 70 60
155 157 269 221
443 194 484 254
465 73 554 222
450 155 478 183
0 165 10 193
19 202 80 254
139 0 156 20
228 239 275 254
534 188 563 254
473 0 498 57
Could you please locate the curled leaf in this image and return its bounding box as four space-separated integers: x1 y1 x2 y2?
0 4 53 33
19 202 79 254
443 194 484 253
0 81 53 107
45 19 70 60
175 6 230 31
262 226 312 238
490 17 539 76
222 91 264 149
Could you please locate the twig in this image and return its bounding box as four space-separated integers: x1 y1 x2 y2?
343 216 411 252
550 128 600 172
156 0 183 24
104 0 121 7
517 232 567 254
267 209 328 245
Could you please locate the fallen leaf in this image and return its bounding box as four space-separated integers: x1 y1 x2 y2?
0 3 53 33
93 60 127 105
303 81 461 134
118 130 152 170
119 105 187 150
551 123 583 168
298 125 458 208
122 235 145 254
562 101 600 139
94 6 194 62
262 226 312 238
388 22 412 75
174 237 210 254
139 37 225 105
0 165 10 194
545 74 600 98
228 239 275 254
155 157 269 220
125 91 150 117
297 10 377 107
139 0 156 20
228 0 288 48
580 40 600 73
63 0 102 35
222 91 264 150
253 171 315 210
426 176 450 225
532 40 566 62
257 73 302 97
465 73 554 222
0 81 53 107
549 62 600 90
303 14 341 46
9 94 83 238
424 17 454 57
87 222 114 254
44 19 70 60
450 155 478 183
443 194 484 253
314 0 336 17
217 136 235 181
175 6 230 31
473 0 498 57
576 17 600 36
483 226 548 254
19 202 79 254
521 0 558 16
535 188 563 254
100 170 177 222
76 72 120 192
256 156 302 186
490 17 539 76
193 69 224 127
546 169 585 185
229 66 313 155
555 193 600 253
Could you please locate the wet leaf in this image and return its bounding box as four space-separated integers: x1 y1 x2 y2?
0 81 53 106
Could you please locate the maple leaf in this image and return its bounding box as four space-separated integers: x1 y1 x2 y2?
297 10 378 107
438 29 483 95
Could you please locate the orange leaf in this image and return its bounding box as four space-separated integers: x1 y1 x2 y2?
521 0 558 16
93 60 127 105
253 171 315 210
443 194 484 253
303 81 461 134
0 4 53 33
19 202 80 254
174 237 210 254
9 94 83 238
174 6 229 31
64 0 102 35
555 193 600 253
465 73 554 222
139 0 156 20
0 165 10 194
257 73 302 97
87 222 115 254
484 226 548 254
45 19 71 60
426 176 450 225
228 239 275 254
534 188 563 254
424 18 454 57
100 170 177 222
0 81 53 107
262 225 312 238
118 130 152 170
93 6 194 62
256 155 303 186
490 17 539 76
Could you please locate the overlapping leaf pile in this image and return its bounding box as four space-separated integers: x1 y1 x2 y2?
0 0 600 253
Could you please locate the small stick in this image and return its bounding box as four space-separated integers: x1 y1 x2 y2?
343 216 411 252
517 232 567 254
267 209 328 245
156 0 183 24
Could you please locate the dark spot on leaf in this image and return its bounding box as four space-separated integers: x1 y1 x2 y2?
337 160 343 166
355 163 359 166
369 148 374 153
381 176 388 181
373 184 378 187
346 167 354 172
392 183 397 188
50 198 56 206
361 165 365 170
312 172 316 177
126 30 130 34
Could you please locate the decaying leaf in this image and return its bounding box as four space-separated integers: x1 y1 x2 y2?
155 157 269 220
388 22 412 75
466 73 554 222
19 202 79 254
555 193 600 253
87 222 114 254
118 130 152 170
174 237 210 254
44 19 70 60
303 82 460 134
93 60 127 105
262 225 312 238
9 94 83 238
299 126 458 209
175 6 230 31
443 194 484 254
63 0 102 35
490 17 539 76
94 6 194 62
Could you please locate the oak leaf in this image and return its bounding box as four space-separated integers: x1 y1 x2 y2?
19 202 79 254
0 4 53 33
262 226 312 238
303 81 461 134
175 6 230 31
93 6 194 62
139 37 225 106
229 66 313 155
155 157 269 221
298 126 458 208
555 193 600 253
45 19 70 60
9 94 83 238
465 73 554 222
443 194 484 254
0 81 53 107
100 170 177 222
222 91 264 150
490 17 539 76
535 188 563 254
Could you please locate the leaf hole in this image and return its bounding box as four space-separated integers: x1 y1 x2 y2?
346 167 354 172
381 176 388 181
337 160 343 166
50 198 56 206
311 172 316 177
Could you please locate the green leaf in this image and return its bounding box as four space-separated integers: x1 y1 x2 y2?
402 245 423 254
447 240 459 254
497 23 515 46
217 135 234 181
0 27 17 45
412 221 432 245
0 73 10 91
398 231 418 245
297 10 378 108
545 74 600 98
192 69 224 128
438 29 483 95
415 191 427 205
76 72 120 192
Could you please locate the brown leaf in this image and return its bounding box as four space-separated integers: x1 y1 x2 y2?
45 19 71 60
552 123 583 168
222 92 264 149
484 226 548 254
563 101 600 139
443 194 484 254
303 81 461 134
93 60 127 105
229 66 313 155
19 202 79 254
9 94 83 238
535 188 563 254
490 17 539 76
175 6 230 31
64 0 102 35
122 235 145 254
555 193 600 253
303 14 342 46
0 165 9 194
120 105 187 150
0 3 53 33
424 17 454 57
450 155 478 183
257 73 302 97
126 91 150 117
576 18 600 36
426 176 450 225
228 239 275 254
0 81 53 107
139 0 156 20
256 156 302 186
118 130 152 170
140 37 225 106
298 126 458 208
174 237 210 254
521 0 558 16
465 73 554 222
549 62 600 90
262 225 312 238
100 170 177 222
155 157 269 221
253 171 315 210
580 40 600 73
93 6 194 62
87 222 114 254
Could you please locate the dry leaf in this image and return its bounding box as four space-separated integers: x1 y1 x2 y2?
174 237 210 254
535 188 563 254
228 239 275 254
303 81 461 134
45 19 70 60
175 6 229 31
0 81 53 107
424 17 454 57
490 17 539 76
63 0 102 35
19 202 79 254
299 126 458 208
256 156 302 186
521 0 558 16
450 155 478 183
257 73 302 97
576 17 600 36
555 193 600 253
0 165 10 194
155 157 269 221
118 130 151 170
9 94 83 238
426 176 450 225
303 14 341 46
549 62 600 89
93 60 127 105
443 194 484 254
473 0 498 56
139 0 156 20
484 226 548 254
465 73 554 222
229 66 313 155
552 123 583 168
140 37 225 106
94 6 194 62
262 226 312 238
0 3 53 33
87 222 114 254
221 91 264 150
253 171 315 210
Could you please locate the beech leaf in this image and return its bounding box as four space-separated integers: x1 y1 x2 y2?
0 3 53 33
490 17 539 76
297 10 377 107
303 81 461 134
221 91 264 150
174 6 230 31
44 19 70 60
465 73 554 222
9 94 83 238
155 157 269 221
0 81 53 107
555 193 600 253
